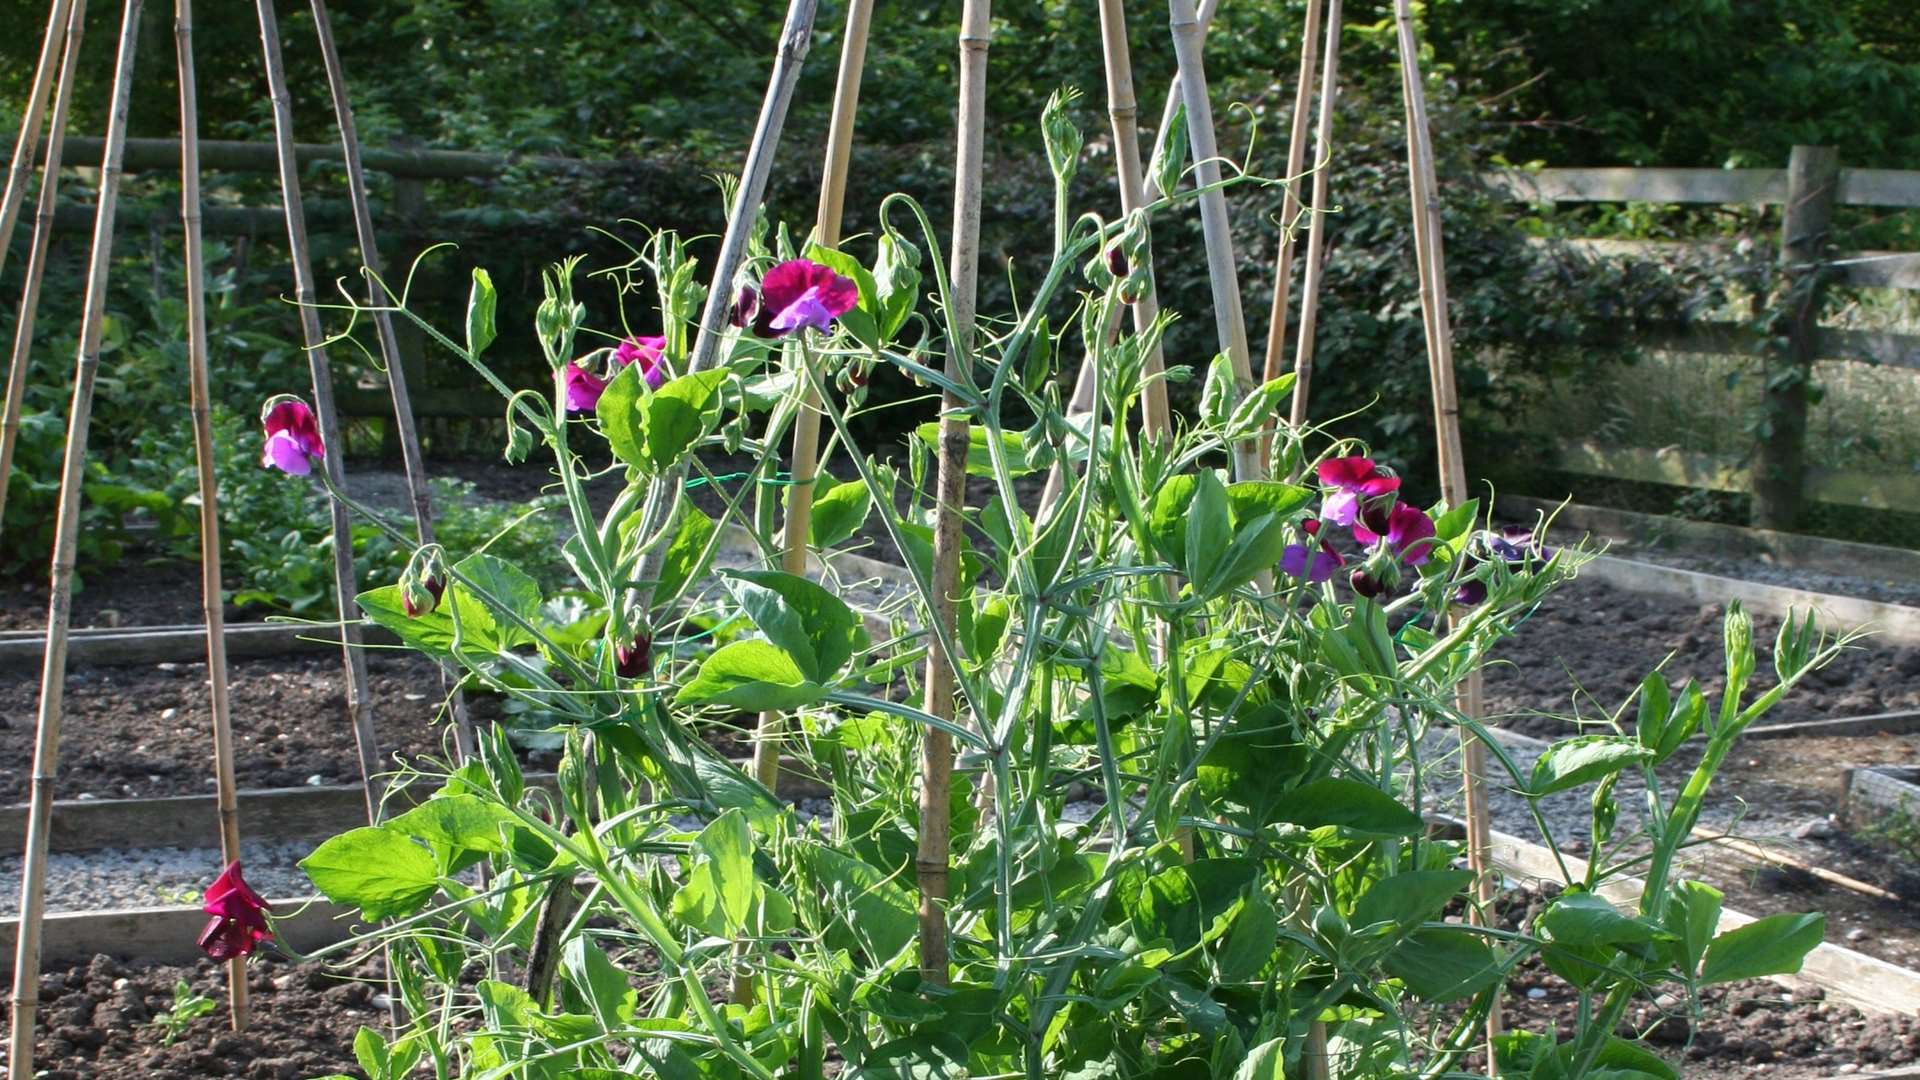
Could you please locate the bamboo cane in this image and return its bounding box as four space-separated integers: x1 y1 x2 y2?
173 0 248 1032
918 0 990 989
0 0 87 543
1392 0 1499 1054
752 0 873 804
253 0 385 823
1286 0 1343 427
9 4 143 1075
1095 0 1171 441
1259 0 1321 407
1167 0 1259 483
309 0 476 764
1041 0 1218 511
0 0 76 279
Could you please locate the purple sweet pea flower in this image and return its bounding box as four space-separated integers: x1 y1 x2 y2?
563 362 610 413
1453 526 1554 607
613 335 669 390
260 397 325 475
754 259 858 338
1352 503 1438 567
1316 456 1401 527
729 284 759 329
1280 519 1346 584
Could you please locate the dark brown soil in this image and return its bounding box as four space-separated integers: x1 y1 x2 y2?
9 951 376 1080
1484 582 1920 736
0 651 520 803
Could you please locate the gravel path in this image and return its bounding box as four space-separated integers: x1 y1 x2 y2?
0 839 315 916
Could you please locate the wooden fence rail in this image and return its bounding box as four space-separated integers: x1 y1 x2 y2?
1486 148 1920 526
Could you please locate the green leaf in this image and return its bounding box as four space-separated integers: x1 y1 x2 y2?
807 474 871 548
1216 893 1281 982
643 370 729 472
1198 352 1238 427
1225 480 1313 528
1663 879 1724 976
1234 1037 1287 1080
872 232 922 342
1147 473 1198 568
1382 928 1504 1003
1352 869 1474 936
1634 671 1673 755
1537 891 1664 948
913 422 1038 477
723 568 869 682
596 363 647 469
1200 512 1290 599
694 809 757 932
1153 103 1187 200
451 552 544 650
357 585 459 661
1528 735 1655 797
1646 679 1705 763
848 1032 970 1080
1183 469 1232 588
1700 912 1824 985
300 827 439 920
1269 778 1424 837
1431 498 1481 543
675 640 824 712
466 268 498 358
1224 375 1297 440
386 794 516 856
653 508 716 605
797 843 917 963
561 937 638 1030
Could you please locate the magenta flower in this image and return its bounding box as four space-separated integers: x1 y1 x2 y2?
1353 503 1438 567
197 861 272 961
260 397 325 475
1316 456 1401 527
563 361 610 412
1280 519 1346 584
613 335 670 390
753 259 858 338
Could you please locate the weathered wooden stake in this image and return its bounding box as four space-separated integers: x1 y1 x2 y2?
0 0 87 543
173 0 248 1033
1753 145 1838 531
9 5 143 1075
253 0 385 823
753 0 873 807
1287 0 1342 428
309 0 476 763
919 0 991 989
0 0 76 278
1393 0 1498 1056
1168 0 1259 483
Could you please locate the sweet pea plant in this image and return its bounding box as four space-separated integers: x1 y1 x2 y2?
226 133 1850 1080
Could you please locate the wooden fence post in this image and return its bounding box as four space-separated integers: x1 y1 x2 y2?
1752 145 1837 530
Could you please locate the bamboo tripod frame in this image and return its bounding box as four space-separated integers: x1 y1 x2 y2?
10 5 146 1075
4 0 456 1064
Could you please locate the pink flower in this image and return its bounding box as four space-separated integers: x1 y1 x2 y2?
260 397 324 475
1280 518 1346 583
197 861 272 961
753 259 858 338
613 335 669 390
1316 456 1401 527
1353 503 1438 568
563 361 610 412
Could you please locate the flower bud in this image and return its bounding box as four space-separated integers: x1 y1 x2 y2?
615 631 652 679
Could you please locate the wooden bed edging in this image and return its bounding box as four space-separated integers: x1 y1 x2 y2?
1576 554 1920 646
0 897 358 966
1485 826 1920 1018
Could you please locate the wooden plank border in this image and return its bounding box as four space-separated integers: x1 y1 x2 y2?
1486 827 1920 1017
1483 166 1920 209
0 896 359 965
1545 440 1920 514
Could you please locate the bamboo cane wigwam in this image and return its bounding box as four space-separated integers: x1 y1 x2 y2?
10 4 145 1074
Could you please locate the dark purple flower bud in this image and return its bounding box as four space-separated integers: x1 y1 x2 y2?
729 284 759 329
1454 578 1488 606
1106 245 1128 279
1350 569 1387 599
615 632 652 679
402 575 445 619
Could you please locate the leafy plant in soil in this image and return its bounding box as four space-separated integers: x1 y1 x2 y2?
245 129 1846 1079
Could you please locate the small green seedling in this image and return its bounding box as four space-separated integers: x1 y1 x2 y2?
151 979 216 1046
